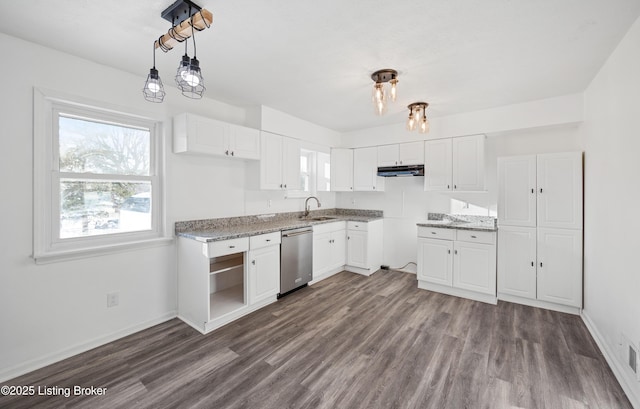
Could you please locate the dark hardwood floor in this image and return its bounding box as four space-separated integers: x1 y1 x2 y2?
0 270 633 409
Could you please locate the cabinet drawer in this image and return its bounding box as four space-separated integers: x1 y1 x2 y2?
313 221 346 235
250 232 281 250
206 237 249 258
347 221 368 231
417 227 455 240
456 230 495 245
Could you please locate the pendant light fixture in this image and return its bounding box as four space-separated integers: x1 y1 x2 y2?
406 102 430 134
142 0 212 103
176 15 205 98
143 41 166 103
370 69 398 116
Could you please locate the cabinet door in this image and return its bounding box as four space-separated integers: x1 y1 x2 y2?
312 231 332 277
282 136 301 190
452 135 485 191
229 125 260 160
399 141 425 165
260 132 283 190
417 238 453 286
353 147 380 191
377 145 399 166
453 241 496 295
537 152 583 229
331 148 354 192
424 139 453 191
497 226 536 299
249 245 280 305
347 230 368 268
497 155 536 227
330 230 347 270
183 114 229 156
537 228 582 307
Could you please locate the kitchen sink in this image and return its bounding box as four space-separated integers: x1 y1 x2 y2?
302 216 337 221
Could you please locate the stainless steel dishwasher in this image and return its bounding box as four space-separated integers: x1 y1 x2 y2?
279 226 313 297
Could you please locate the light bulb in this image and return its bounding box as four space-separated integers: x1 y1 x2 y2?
181 70 200 86
419 117 429 134
389 79 398 102
372 83 385 103
406 113 415 131
375 99 386 116
147 81 161 93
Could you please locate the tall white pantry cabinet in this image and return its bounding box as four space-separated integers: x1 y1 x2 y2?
497 152 583 314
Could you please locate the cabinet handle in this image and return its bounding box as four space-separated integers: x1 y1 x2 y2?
252 260 256 265
431 232 437 235
280 184 283 188
350 187 353 190
539 188 543 193
400 160 403 165
284 184 287 188
531 261 534 267
373 186 376 190
448 249 451 254
531 188 535 194
471 235 477 238
348 236 350 240
225 150 229 155
266 239 271 242
231 151 235 156
229 245 235 248
454 250 458 255
540 262 543 267
447 185 450 189
454 185 457 189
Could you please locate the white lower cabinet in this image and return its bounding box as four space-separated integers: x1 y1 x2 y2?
248 234 281 305
417 227 497 304
178 232 280 334
345 220 383 276
312 221 346 283
497 226 583 312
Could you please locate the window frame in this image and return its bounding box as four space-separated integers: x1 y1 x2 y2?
33 88 169 263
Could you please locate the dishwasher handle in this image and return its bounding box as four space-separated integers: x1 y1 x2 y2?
282 230 312 238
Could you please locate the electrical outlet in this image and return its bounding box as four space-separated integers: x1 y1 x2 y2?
107 292 119 308
620 333 639 380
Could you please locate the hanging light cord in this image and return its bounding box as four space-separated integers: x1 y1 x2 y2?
191 16 197 57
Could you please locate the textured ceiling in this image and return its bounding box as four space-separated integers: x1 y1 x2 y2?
1 0 639 132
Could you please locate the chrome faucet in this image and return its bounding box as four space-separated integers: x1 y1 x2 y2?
304 196 321 217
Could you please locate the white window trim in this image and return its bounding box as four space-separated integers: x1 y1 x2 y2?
286 149 316 199
33 87 171 264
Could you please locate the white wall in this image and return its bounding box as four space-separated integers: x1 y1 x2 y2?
581 15 640 407
336 125 583 269
0 32 336 382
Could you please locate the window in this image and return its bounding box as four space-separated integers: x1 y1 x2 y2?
34 88 166 262
287 149 331 198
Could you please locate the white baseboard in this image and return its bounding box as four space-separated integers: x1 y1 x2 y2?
498 293 581 315
0 311 177 383
309 266 343 285
417 280 497 305
582 311 640 409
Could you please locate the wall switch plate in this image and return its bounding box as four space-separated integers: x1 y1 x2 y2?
107 292 119 308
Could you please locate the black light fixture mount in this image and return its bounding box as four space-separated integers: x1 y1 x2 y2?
161 0 202 25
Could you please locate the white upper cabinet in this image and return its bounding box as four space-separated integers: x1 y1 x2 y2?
377 141 425 167
331 148 354 192
173 113 260 160
377 144 399 167
452 134 485 191
536 152 583 229
260 131 300 190
498 152 582 229
353 147 383 191
498 155 537 227
424 139 453 191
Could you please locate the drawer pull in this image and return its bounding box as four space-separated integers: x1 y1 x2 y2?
531 261 534 267
454 250 458 255
447 249 451 254
471 235 477 238
431 232 437 235
229 245 235 249
266 239 271 242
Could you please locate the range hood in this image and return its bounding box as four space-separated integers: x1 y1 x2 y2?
377 164 424 177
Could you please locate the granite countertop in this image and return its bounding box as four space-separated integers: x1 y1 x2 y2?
176 209 383 243
417 213 497 232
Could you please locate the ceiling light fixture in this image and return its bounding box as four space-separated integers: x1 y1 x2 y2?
406 102 430 134
142 0 212 103
370 69 398 116
143 41 166 103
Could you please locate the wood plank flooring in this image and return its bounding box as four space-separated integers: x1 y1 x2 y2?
0 270 633 409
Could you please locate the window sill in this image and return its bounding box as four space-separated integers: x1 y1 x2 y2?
33 236 174 265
